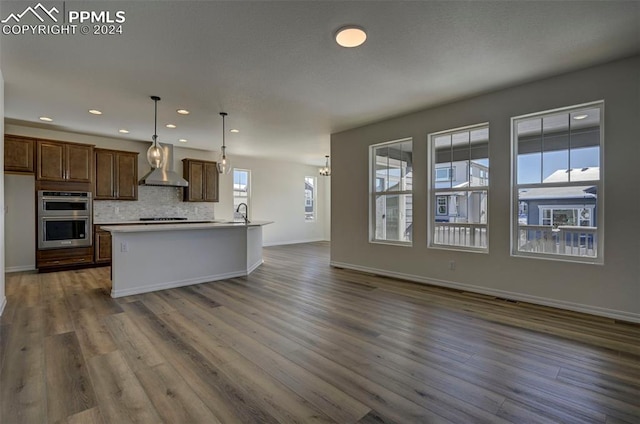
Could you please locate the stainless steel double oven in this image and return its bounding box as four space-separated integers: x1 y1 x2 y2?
37 191 92 249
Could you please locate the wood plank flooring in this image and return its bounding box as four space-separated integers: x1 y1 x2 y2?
1 241 639 423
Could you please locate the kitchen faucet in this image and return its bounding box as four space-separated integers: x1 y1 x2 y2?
236 203 250 224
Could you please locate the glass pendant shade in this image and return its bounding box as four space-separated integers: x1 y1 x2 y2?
147 137 165 169
217 150 231 174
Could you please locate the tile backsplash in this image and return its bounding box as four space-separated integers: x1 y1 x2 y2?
94 186 216 223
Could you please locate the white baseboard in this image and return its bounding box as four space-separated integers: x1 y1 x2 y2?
0 296 6 316
247 259 264 274
263 238 326 247
330 261 640 324
6 265 36 273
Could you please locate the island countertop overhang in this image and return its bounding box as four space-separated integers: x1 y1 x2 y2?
101 220 273 233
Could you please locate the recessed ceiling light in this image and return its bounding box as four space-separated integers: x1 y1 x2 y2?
165 124 177 129
179 139 188 143
39 116 53 122
118 129 129 134
89 109 102 115
176 109 190 115
573 114 588 120
230 129 239 133
335 26 367 48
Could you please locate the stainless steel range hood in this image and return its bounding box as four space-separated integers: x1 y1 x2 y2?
139 142 189 187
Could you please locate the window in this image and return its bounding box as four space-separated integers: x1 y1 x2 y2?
512 101 603 263
435 167 455 182
305 176 316 221
370 138 413 244
429 124 489 251
233 169 250 216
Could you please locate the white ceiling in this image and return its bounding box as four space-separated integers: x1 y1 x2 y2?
1 1 638 166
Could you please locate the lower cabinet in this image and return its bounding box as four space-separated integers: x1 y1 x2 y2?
37 247 94 271
94 225 112 264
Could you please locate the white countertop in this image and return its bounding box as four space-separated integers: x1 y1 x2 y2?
101 221 273 233
94 219 218 225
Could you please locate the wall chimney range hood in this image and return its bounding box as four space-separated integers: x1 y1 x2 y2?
139 143 189 187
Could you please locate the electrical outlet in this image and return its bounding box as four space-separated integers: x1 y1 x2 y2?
449 260 456 270
195 206 199 214
115 206 120 214
120 242 128 253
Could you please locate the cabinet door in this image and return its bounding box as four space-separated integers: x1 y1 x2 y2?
203 162 219 202
116 153 138 200
4 136 35 174
95 150 116 199
187 161 204 201
37 141 66 181
66 144 93 182
94 230 112 263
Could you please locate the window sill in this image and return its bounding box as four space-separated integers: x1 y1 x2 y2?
429 244 488 254
370 240 413 247
511 251 603 265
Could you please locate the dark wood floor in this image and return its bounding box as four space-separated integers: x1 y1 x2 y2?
1 242 639 423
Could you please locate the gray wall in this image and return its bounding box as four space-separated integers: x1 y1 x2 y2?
330 56 640 322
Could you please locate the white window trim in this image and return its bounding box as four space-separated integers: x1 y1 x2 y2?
369 137 413 246
305 176 317 222
510 100 604 264
428 123 489 253
233 168 251 219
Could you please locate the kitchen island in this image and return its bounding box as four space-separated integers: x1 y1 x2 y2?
101 221 272 298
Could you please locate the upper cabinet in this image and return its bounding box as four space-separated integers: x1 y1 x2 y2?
37 140 93 183
95 148 139 200
182 158 218 202
4 135 35 174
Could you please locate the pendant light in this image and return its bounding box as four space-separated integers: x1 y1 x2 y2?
319 155 331 176
217 112 231 174
147 96 165 169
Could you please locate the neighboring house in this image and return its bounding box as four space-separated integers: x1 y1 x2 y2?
518 167 598 227
434 160 488 224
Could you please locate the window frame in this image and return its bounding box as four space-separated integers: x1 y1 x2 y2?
510 100 604 264
428 123 490 253
369 137 413 246
304 176 317 222
232 168 251 219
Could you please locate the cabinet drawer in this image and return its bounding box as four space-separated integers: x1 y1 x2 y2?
38 255 93 268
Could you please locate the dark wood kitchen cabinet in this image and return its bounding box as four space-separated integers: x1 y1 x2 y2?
37 140 93 183
95 148 139 200
4 135 35 174
182 158 219 202
94 225 112 264
37 247 94 271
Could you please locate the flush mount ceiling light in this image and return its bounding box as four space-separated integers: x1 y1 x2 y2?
88 109 102 115
147 96 165 169
230 129 240 133
118 129 129 134
179 138 188 143
39 116 53 122
319 155 331 176
176 109 190 115
335 26 367 48
165 124 177 129
573 114 588 120
217 112 232 174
